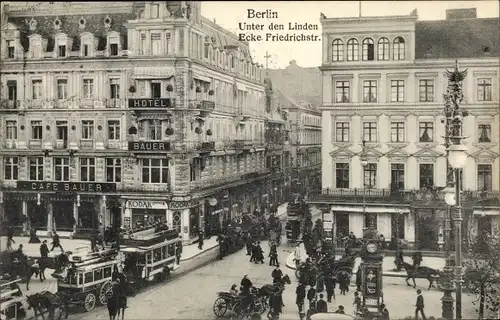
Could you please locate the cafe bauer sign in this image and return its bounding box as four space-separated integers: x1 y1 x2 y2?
17 181 116 193
128 141 171 152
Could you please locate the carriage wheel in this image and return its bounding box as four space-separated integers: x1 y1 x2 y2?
83 292 96 312
99 280 113 305
295 268 301 279
213 297 228 317
255 298 268 315
334 266 353 279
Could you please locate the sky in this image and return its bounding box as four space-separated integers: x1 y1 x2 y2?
201 1 499 69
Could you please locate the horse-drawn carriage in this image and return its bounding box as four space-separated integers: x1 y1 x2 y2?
55 247 123 312
0 279 26 320
120 227 181 295
295 253 357 281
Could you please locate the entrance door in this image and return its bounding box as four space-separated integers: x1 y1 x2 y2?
391 213 405 248
335 212 349 243
53 201 75 231
110 206 121 229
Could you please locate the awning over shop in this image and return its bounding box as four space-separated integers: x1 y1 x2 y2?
330 205 410 214
132 66 175 79
193 74 212 83
473 209 499 216
236 82 247 91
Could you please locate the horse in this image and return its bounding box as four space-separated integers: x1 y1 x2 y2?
107 281 127 320
26 291 68 320
401 261 441 289
26 257 54 291
259 274 292 297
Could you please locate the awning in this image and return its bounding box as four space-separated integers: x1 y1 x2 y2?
236 82 247 91
193 74 212 83
137 114 172 121
132 66 175 79
473 209 499 216
330 205 410 214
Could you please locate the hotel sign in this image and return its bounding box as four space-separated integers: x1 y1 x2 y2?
128 141 171 152
128 98 173 108
17 181 116 193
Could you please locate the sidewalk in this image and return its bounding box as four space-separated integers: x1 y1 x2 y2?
285 242 446 277
0 236 90 259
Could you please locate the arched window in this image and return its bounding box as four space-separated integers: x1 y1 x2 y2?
377 37 390 60
393 37 406 60
346 38 359 61
331 39 343 61
362 38 374 61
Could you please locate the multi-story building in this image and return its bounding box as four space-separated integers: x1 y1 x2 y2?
312 8 499 249
0 2 287 241
268 61 322 196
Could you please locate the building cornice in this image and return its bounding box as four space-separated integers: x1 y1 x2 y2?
4 2 133 17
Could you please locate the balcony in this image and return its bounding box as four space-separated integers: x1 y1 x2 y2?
55 140 68 149
190 100 215 116
310 188 500 207
266 142 284 150
29 140 42 148
197 141 216 153
107 99 126 108
80 140 94 149
0 100 19 110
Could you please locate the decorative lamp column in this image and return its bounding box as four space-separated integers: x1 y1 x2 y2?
441 60 469 320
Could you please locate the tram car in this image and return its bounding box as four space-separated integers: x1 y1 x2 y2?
120 226 181 295
56 247 123 312
0 279 26 320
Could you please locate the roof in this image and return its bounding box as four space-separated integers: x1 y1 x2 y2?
8 12 135 52
200 16 252 62
415 18 499 59
267 61 322 110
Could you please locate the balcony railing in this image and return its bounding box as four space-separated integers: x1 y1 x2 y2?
233 139 245 149
197 141 216 152
191 169 270 190
0 100 19 109
310 188 500 206
80 140 94 149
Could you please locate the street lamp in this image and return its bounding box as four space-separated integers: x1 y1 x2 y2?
360 140 368 232
440 59 469 320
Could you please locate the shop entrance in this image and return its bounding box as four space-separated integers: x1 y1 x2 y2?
335 212 349 242
53 201 75 231
132 209 166 229
27 200 47 229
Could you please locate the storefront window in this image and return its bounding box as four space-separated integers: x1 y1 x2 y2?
28 200 47 229
78 202 97 229
132 209 166 229
4 199 23 226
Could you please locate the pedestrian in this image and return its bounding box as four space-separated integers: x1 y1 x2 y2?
29 228 40 243
379 303 390 320
272 265 283 284
269 293 283 320
415 289 426 319
325 275 335 302
6 227 15 251
250 242 257 262
256 242 265 264
338 271 348 295
175 241 182 264
353 291 361 315
315 294 328 313
40 240 49 259
334 305 345 314
16 244 24 255
217 234 226 260
245 233 252 255
307 286 316 310
197 229 204 250
50 231 64 252
295 283 306 313
269 243 278 266
240 274 253 312
355 267 362 291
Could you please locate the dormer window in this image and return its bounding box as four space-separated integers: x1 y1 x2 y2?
84 45 89 57
58 45 66 57
110 43 118 56
80 32 97 58
7 40 15 58
151 4 159 18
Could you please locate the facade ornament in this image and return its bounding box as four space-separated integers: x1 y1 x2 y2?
78 16 86 30
53 17 61 30
164 5 171 18
28 17 37 32
104 15 112 30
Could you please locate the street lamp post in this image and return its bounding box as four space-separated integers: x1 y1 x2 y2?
360 140 368 231
442 60 469 320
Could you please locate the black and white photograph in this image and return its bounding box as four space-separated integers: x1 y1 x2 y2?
0 1 498 319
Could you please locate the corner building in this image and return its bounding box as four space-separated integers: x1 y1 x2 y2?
312 9 500 249
0 2 288 241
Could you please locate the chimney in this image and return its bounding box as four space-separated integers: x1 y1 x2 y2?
446 8 477 20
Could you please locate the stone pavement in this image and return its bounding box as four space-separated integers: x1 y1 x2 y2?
0 236 90 259
285 242 446 277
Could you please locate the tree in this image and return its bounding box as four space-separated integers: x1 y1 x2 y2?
464 228 500 319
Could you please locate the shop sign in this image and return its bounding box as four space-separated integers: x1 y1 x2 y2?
127 200 168 209
170 200 195 209
128 141 171 152
17 181 116 193
128 98 173 108
364 267 380 297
